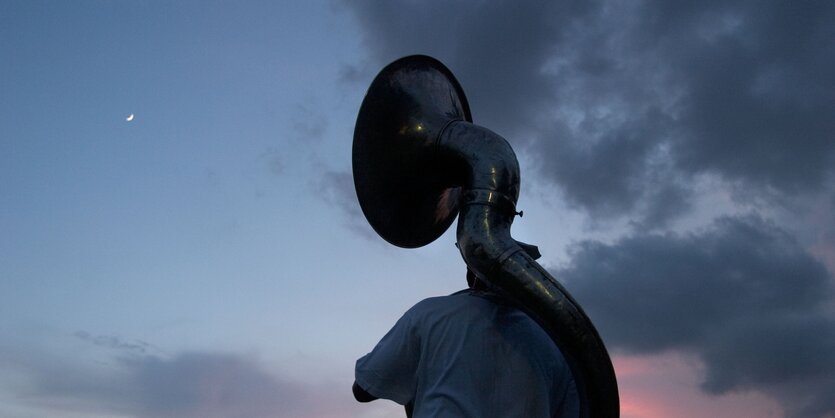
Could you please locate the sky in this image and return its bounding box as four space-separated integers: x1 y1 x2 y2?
1 1 834 417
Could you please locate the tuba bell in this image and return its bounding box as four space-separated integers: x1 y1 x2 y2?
353 55 619 418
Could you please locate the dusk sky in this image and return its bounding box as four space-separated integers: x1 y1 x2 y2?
2 1 834 417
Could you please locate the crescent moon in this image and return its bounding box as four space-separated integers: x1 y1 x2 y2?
126 114 134 122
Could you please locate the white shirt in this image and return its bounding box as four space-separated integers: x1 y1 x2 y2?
355 289 579 417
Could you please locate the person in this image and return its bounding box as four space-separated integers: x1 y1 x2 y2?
353 270 579 418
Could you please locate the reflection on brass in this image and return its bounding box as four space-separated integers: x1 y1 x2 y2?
353 55 619 418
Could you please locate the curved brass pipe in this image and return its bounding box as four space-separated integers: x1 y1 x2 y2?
438 120 619 418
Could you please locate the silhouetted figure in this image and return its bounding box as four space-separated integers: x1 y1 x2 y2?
353 271 579 418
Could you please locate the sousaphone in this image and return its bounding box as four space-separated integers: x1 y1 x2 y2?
353 55 619 418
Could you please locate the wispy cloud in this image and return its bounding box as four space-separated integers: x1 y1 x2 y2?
317 170 378 242
289 104 328 144
73 331 159 357
1 335 363 418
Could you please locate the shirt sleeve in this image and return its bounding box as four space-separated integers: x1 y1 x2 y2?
354 306 422 405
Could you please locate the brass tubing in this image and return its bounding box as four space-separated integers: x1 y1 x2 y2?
439 120 619 418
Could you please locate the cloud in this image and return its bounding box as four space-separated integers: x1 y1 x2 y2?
15 350 311 418
126 353 310 418
317 170 379 241
289 104 327 144
0 332 352 418
259 147 285 177
341 0 592 138
73 331 159 356
341 0 835 224
614 353 784 418
558 215 835 417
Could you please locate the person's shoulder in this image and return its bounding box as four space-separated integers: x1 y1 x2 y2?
403 290 469 313
407 289 501 317
411 291 463 308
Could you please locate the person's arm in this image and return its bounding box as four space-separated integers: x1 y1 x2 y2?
352 381 378 402
354 304 423 406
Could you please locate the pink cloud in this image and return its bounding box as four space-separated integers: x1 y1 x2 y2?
613 353 784 418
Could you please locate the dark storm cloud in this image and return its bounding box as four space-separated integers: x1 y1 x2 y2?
342 0 591 137
559 215 835 417
342 0 835 223
635 0 835 191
